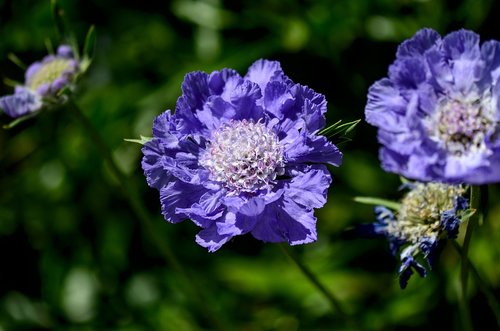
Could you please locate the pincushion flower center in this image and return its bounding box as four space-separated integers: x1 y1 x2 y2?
200 120 285 192
428 95 495 156
389 183 464 243
27 58 73 90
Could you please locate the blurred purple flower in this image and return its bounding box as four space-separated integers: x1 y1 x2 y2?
142 59 342 252
369 183 468 288
365 28 500 184
0 45 80 118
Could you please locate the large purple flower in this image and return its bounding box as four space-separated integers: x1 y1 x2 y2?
365 28 500 184
142 59 342 252
0 45 80 118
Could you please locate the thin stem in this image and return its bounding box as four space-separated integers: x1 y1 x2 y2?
68 102 229 331
279 244 358 328
459 185 482 331
452 241 500 328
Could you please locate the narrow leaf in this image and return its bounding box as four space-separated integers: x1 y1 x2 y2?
460 209 477 223
7 53 27 70
83 25 96 62
3 113 37 129
124 136 153 145
354 196 401 210
3 77 22 88
318 119 342 135
45 39 54 55
343 119 361 134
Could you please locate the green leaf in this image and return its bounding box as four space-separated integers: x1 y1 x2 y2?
459 208 477 223
124 136 153 145
319 119 360 140
318 119 342 136
83 25 96 61
7 53 27 70
3 113 38 129
45 38 55 55
3 77 22 88
354 196 401 210
56 85 72 97
338 119 361 135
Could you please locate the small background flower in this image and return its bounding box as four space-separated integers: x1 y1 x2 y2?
0 45 80 119
365 28 500 184
141 59 342 252
360 182 470 288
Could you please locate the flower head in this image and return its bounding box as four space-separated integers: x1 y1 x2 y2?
365 28 500 184
369 182 469 288
141 59 342 252
0 45 80 118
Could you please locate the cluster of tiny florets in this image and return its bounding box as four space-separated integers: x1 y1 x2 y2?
27 58 75 91
388 183 465 244
200 120 285 192
427 95 495 156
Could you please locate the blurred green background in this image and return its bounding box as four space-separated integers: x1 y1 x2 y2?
1 0 500 330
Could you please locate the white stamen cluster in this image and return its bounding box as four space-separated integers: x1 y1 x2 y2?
27 58 73 91
428 94 496 156
387 183 465 243
200 120 285 192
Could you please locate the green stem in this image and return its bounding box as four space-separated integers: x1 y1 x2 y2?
452 241 500 328
279 244 358 328
459 185 482 331
69 102 229 331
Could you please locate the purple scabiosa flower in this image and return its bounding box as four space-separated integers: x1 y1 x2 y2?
141 59 342 252
0 45 80 118
369 182 469 288
365 28 500 184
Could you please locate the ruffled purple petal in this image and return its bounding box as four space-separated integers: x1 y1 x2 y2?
0 88 42 118
441 30 483 93
442 29 481 62
142 116 207 190
57 44 74 58
291 84 328 132
440 210 461 239
216 212 257 237
365 78 408 131
208 68 240 94
159 180 208 223
25 63 42 83
284 130 342 166
263 81 294 118
245 59 284 93
195 222 232 252
283 165 331 209
175 72 211 135
389 58 427 90
180 71 210 111
396 28 441 58
481 40 500 86
229 80 264 121
398 253 427 289
251 197 317 245
197 96 235 131
176 190 225 228
141 140 174 190
151 111 178 140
